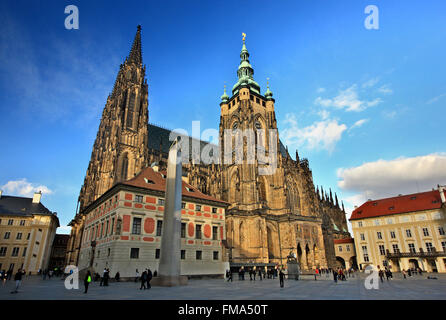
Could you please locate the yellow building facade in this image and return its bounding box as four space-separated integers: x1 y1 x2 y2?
350 187 446 273
0 191 59 274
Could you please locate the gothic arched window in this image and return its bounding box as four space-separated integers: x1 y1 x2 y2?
121 155 129 181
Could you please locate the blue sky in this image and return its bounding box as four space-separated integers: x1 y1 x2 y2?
1 0 445 234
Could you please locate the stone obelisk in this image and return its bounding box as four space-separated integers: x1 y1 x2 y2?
153 137 188 286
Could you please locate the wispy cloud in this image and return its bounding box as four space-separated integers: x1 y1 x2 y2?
348 118 369 132
377 84 393 94
362 77 379 88
1 178 53 197
426 93 446 105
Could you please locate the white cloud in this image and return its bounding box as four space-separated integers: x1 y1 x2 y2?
281 114 347 153
337 153 446 207
57 226 72 234
349 118 369 131
314 85 382 112
362 77 380 88
317 110 330 120
1 179 53 197
316 87 326 93
377 84 393 94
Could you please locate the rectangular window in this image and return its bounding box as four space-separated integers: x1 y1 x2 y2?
426 242 433 252
181 223 186 238
22 247 27 257
158 198 165 205
16 233 22 240
4 232 10 239
212 207 217 214
362 246 369 262
130 248 139 259
156 220 163 236
155 249 160 259
441 241 446 252
379 245 386 255
406 229 412 237
377 232 382 239
213 251 219 260
346 245 350 251
196 251 202 260
383 260 388 267
27 233 30 240
358 222 363 227
196 224 202 239
0 247 7 256
196 205 202 212
132 217 142 235
212 226 218 240
20 220 25 226
11 247 19 257
423 228 430 236
181 202 186 209
135 195 143 203
106 220 110 236
338 246 343 252
8 219 13 225
392 244 399 253
390 231 396 239
408 243 416 253
360 233 365 241
181 250 185 260
439 227 445 236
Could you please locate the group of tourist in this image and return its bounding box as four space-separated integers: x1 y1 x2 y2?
0 268 26 293
226 266 286 287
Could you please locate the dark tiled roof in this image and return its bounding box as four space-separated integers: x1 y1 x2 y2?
350 190 443 220
0 195 53 217
122 166 229 205
148 123 288 159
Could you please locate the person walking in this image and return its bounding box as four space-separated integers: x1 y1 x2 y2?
84 271 92 293
402 269 407 279
333 269 338 283
135 269 140 283
258 268 262 281
146 269 152 289
314 268 319 280
115 272 120 282
279 269 285 288
378 269 384 283
11 269 23 294
140 270 147 290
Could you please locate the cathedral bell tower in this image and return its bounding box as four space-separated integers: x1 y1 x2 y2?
77 25 149 212
219 34 288 214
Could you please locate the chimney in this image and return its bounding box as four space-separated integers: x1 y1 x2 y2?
32 191 42 204
439 185 446 204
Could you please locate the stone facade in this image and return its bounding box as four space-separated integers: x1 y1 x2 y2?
66 27 351 272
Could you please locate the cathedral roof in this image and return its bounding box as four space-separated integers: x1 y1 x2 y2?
148 123 289 159
333 238 354 244
122 166 229 205
349 189 443 221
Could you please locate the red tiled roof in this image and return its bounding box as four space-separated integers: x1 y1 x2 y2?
122 166 229 205
349 190 443 221
333 238 354 244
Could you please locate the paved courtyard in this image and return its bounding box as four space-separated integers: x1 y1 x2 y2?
1 272 445 300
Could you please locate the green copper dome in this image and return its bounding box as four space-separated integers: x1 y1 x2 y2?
232 37 261 95
220 85 229 103
265 79 273 99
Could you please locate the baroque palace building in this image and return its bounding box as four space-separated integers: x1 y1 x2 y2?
350 187 446 273
66 26 352 273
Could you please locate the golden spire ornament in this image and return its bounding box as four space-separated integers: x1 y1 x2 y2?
242 32 246 42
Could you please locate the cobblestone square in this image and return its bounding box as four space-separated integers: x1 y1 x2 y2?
1 272 445 300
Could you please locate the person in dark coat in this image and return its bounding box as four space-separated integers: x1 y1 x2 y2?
115 272 120 282
84 271 92 293
146 269 152 289
258 268 263 280
279 269 285 288
333 269 338 283
11 269 23 293
140 271 147 290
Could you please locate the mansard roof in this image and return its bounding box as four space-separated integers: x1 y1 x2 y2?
0 194 57 218
349 189 444 221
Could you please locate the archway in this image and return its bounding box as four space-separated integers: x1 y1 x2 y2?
409 259 419 270
336 256 346 268
305 244 311 270
349 256 358 270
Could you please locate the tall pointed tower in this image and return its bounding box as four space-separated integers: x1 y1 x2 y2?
66 26 149 265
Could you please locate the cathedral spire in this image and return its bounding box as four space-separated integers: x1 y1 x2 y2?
127 25 143 65
232 33 261 95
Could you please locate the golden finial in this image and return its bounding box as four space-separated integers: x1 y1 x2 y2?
266 77 270 88
242 33 246 42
